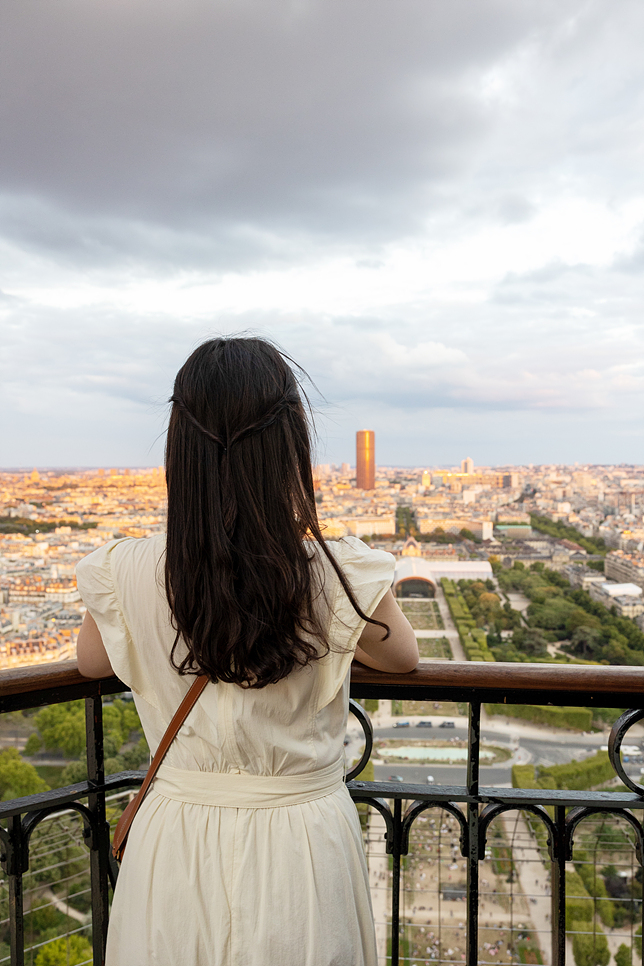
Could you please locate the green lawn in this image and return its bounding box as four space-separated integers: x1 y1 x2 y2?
399 600 445 630
418 636 452 659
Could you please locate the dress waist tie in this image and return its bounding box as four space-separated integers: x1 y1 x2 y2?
152 758 345 808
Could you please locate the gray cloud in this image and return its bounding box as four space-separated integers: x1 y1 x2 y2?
1 0 644 465
0 0 606 264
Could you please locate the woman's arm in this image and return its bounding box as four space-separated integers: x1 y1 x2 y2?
77 611 114 679
354 590 419 673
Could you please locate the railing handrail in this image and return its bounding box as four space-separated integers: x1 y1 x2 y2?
351 659 644 694
3 658 644 704
3 658 644 966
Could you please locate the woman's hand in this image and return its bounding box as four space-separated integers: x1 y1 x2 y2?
354 590 419 673
77 611 115 679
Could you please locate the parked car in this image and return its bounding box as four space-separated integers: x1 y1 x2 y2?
416 720 433 728
439 721 455 728
388 775 404 783
394 721 410 728
426 775 435 784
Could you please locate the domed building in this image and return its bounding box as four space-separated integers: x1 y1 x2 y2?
394 557 493 598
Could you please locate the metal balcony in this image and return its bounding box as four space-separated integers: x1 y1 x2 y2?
1 660 644 966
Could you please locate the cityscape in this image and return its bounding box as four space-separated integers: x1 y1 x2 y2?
2 438 644 965
4 431 644 673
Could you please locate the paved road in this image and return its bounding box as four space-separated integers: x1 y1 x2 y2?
348 720 644 786
372 762 511 785
371 723 644 770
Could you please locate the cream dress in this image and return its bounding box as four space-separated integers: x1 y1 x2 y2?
76 533 394 966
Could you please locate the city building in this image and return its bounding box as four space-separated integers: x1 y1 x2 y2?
494 524 533 539
394 557 493 597
318 515 396 538
605 550 644 591
356 430 375 490
432 469 519 491
588 581 644 618
416 516 493 541
562 565 607 592
494 509 532 539
2 461 644 672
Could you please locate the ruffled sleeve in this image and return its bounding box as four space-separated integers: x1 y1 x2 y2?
314 536 395 713
75 539 160 709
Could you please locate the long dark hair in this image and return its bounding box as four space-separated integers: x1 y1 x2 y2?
165 337 386 688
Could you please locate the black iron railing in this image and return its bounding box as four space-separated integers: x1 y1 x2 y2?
2 660 644 965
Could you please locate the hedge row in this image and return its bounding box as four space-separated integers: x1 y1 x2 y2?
570 921 610 966
357 699 379 714
566 871 594 924
573 850 614 927
511 764 555 791
486 703 593 731
512 779 612 966
539 751 613 791
512 762 557 832
513 752 613 794
566 872 610 966
442 578 496 663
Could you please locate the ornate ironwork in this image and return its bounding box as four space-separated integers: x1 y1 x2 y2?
345 698 374 782
2 660 644 965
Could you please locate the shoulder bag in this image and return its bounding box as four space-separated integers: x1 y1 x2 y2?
112 674 209 862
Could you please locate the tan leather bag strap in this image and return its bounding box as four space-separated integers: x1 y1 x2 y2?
112 674 209 860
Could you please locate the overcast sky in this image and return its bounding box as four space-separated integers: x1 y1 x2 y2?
1 0 643 469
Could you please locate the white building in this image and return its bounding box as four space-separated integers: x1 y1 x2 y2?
318 515 396 538
394 558 493 597
417 517 493 541
588 581 644 618
605 550 644 590
45 586 81 604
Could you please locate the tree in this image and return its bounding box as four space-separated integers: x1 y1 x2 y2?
26 702 86 758
459 528 480 544
30 812 88 886
569 626 603 661
61 760 88 784
26 697 145 761
530 513 607 556
615 945 632 966
566 609 602 637
571 926 610 966
0 748 48 800
34 935 92 966
359 699 379 714
527 596 577 632
102 699 143 754
512 628 549 658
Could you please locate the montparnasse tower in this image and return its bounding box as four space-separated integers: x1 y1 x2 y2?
356 430 375 490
